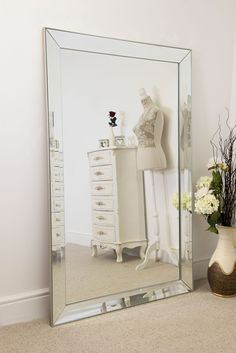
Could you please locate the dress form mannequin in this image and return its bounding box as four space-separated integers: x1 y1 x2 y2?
133 89 176 270
133 88 167 171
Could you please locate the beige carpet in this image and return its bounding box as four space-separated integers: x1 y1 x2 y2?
1 280 236 353
65 244 179 303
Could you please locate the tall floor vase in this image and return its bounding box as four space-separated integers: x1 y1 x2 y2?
207 225 236 297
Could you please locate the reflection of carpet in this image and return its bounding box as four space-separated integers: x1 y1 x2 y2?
65 243 179 304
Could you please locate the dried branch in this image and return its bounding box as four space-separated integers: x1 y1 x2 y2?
210 113 236 226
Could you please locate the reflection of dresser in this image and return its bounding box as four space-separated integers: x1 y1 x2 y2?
50 150 65 255
88 147 147 262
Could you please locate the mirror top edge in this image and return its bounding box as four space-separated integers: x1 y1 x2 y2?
44 27 192 57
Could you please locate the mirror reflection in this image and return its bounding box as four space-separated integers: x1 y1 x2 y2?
45 29 192 324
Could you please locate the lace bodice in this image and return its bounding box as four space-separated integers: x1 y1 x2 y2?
133 106 159 147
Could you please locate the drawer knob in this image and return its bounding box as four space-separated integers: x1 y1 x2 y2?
98 231 105 235
95 186 104 190
96 202 104 206
97 216 105 220
56 233 60 237
94 156 103 161
95 171 103 176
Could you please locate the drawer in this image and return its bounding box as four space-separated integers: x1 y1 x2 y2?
89 150 111 166
51 160 63 168
52 227 65 245
93 211 115 227
52 212 64 227
50 151 63 167
91 165 113 181
51 166 64 182
91 181 113 196
51 182 64 197
93 226 115 242
52 197 64 212
92 196 114 211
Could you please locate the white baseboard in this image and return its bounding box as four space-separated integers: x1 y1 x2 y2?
66 231 91 247
0 288 49 326
193 257 209 280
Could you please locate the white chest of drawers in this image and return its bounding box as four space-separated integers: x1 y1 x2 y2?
88 147 147 262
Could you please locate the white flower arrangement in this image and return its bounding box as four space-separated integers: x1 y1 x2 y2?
196 176 212 189
195 133 235 234
195 186 210 200
195 191 219 215
172 192 192 213
194 162 224 233
173 115 236 234
194 175 220 216
206 158 228 172
182 192 192 212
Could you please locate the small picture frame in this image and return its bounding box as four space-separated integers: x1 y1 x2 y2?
99 139 109 148
115 136 125 146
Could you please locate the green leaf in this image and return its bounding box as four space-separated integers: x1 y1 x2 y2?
210 170 223 195
207 225 219 234
207 211 221 234
207 211 221 225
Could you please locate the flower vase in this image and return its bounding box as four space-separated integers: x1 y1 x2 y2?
207 225 236 297
109 126 115 147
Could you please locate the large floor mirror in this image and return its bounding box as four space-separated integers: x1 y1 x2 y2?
44 28 193 326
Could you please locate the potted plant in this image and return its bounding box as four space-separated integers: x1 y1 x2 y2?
194 116 236 296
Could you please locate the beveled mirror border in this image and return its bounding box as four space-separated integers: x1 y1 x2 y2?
43 27 193 326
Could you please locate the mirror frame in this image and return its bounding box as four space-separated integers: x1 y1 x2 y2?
44 27 193 326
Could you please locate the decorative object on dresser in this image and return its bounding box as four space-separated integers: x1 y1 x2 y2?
88 146 147 262
115 135 126 146
99 139 109 148
194 115 236 296
108 111 117 147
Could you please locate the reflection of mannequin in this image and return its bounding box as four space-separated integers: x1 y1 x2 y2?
180 94 192 260
180 94 191 170
133 89 167 170
133 89 177 270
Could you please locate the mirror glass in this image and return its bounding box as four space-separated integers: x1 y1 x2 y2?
45 28 193 326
